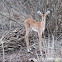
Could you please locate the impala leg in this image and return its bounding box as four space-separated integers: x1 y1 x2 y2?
25 22 30 52
25 29 30 52
38 32 42 55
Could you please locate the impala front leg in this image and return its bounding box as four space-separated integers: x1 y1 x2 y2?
38 32 42 55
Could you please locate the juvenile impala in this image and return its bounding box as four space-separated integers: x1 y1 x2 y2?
24 11 50 54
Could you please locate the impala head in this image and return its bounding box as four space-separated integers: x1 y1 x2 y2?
41 13 46 19
37 10 50 18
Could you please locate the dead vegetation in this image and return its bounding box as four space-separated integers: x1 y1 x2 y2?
0 0 62 62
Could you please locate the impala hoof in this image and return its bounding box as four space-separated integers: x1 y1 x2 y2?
29 48 31 51
41 52 42 55
27 49 30 52
27 48 31 52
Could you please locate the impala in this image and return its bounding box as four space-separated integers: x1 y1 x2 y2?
24 11 50 54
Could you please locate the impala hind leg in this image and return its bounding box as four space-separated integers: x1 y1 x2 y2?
25 30 30 52
25 22 31 52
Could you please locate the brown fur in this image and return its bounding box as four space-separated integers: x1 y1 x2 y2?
24 14 46 54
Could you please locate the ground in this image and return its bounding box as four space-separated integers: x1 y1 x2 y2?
0 24 62 62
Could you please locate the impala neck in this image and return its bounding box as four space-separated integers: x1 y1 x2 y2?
42 16 46 22
41 16 46 25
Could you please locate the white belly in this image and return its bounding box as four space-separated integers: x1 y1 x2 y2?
31 26 45 33
31 27 38 32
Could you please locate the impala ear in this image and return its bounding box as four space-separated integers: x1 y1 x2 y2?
45 10 50 15
37 11 42 15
